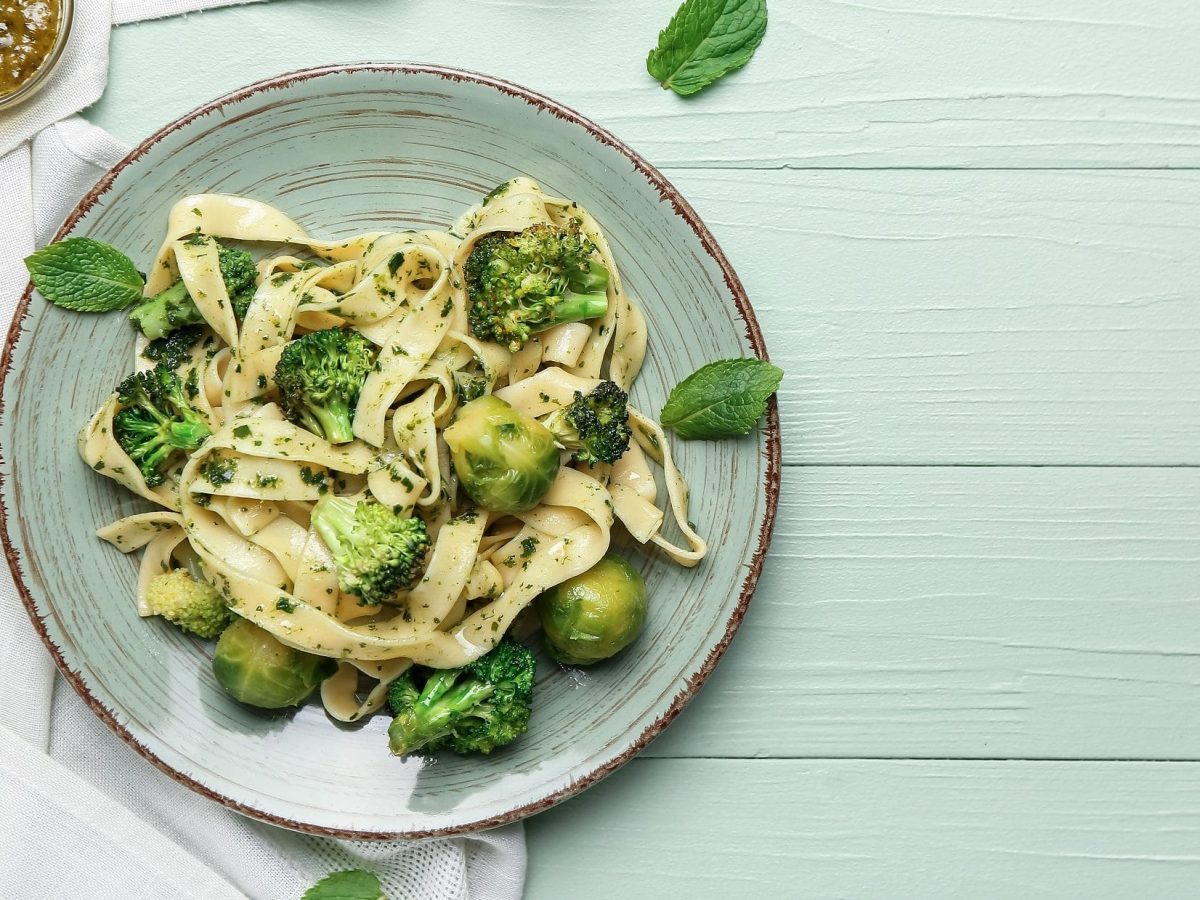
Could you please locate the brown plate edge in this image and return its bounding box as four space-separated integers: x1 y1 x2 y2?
0 62 782 840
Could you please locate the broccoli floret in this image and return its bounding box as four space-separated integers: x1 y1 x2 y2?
142 324 205 371
217 245 260 316
274 328 375 444
542 381 632 466
465 221 610 352
113 365 211 487
311 495 431 605
145 569 231 638
128 237 258 340
386 639 536 756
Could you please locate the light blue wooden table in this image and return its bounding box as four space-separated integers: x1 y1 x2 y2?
88 1 1200 896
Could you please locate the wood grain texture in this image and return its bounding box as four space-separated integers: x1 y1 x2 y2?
667 168 1200 465
643 466 1200 759
526 758 1200 899
87 0 1200 168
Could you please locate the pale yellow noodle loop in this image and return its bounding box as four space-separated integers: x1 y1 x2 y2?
293 530 339 616
353 253 456 446
213 497 279 538
224 345 284 405
174 238 237 347
628 408 707 567
406 512 488 631
493 367 600 419
390 386 443 507
96 511 186 552
321 657 415 724
540 322 592 368
366 454 427 510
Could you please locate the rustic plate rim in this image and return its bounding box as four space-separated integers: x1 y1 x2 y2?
0 62 781 839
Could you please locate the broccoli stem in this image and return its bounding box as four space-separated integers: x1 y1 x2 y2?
534 291 608 333
168 420 211 448
390 671 497 755
302 400 355 445
570 261 610 294
420 671 496 718
128 281 203 341
311 495 356 556
540 407 577 445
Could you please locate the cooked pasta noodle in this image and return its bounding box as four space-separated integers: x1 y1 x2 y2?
88 178 706 718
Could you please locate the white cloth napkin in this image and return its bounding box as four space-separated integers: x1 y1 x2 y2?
0 5 527 900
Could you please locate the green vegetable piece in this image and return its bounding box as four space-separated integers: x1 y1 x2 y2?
127 239 258 340
212 618 336 709
542 380 632 466
386 639 536 757
301 870 386 900
646 0 768 97
464 221 609 352
24 237 145 312
312 495 431 606
444 395 559 515
113 364 212 487
142 325 205 371
660 357 782 440
145 569 231 639
482 180 513 204
275 328 376 444
454 370 491 404
536 554 647 665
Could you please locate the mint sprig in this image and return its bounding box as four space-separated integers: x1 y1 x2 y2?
24 237 144 313
301 869 386 900
646 0 768 97
661 358 782 439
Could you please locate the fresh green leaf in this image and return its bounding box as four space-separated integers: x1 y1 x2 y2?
660 358 782 439
301 869 386 900
24 237 144 313
646 0 768 97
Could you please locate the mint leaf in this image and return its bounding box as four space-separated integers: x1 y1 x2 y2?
660 358 782 439
646 0 768 97
24 237 144 313
301 869 386 900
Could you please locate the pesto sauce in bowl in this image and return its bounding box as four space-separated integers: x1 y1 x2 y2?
0 0 67 104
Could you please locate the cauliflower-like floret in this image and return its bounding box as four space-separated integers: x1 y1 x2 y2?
145 569 231 639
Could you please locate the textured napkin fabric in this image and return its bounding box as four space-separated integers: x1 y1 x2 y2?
0 5 526 900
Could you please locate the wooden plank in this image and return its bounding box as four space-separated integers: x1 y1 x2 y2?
526 758 1200 899
90 0 1200 168
642 466 1200 760
665 168 1200 464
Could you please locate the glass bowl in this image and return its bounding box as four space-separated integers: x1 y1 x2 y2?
0 0 73 111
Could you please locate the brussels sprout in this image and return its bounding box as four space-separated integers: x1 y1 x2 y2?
212 618 336 709
536 554 647 665
444 394 559 515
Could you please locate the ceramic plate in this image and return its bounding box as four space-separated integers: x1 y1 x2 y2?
0 64 779 837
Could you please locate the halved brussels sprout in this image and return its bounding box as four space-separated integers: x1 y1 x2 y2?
212 618 336 709
444 394 559 515
536 554 647 665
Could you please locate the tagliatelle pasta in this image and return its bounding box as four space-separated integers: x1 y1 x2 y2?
86 178 706 721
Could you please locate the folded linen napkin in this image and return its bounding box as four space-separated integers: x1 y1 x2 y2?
0 6 526 899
